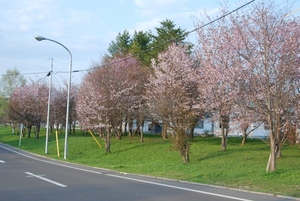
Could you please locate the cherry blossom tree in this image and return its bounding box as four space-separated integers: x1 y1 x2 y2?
231 104 263 145
146 43 199 163
229 2 300 172
76 55 144 153
8 81 48 138
195 12 241 151
196 1 300 172
77 66 116 153
51 87 65 131
121 60 149 142
67 84 78 134
50 84 78 134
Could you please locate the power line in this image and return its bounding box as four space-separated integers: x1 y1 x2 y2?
73 0 255 73
19 58 52 73
3 0 298 79
186 0 255 35
1 0 256 78
0 59 51 77
20 71 50 75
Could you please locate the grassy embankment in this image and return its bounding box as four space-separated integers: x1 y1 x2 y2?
0 126 299 198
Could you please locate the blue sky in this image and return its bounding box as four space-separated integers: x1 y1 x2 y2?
1 0 299 85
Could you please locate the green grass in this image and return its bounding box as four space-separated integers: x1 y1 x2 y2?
1 126 300 198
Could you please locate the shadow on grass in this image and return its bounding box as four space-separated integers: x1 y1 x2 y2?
193 139 269 162
110 143 145 154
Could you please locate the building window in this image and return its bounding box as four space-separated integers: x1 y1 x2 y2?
196 120 204 129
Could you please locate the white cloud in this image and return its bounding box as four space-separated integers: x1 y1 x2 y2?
0 0 58 33
65 9 93 25
133 18 161 32
134 0 188 17
134 0 183 8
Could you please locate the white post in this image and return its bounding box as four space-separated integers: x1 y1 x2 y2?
64 55 72 159
19 124 23 146
45 58 53 154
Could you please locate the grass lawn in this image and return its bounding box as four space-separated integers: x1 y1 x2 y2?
0 126 299 198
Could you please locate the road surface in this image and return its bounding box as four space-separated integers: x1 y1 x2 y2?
0 142 298 201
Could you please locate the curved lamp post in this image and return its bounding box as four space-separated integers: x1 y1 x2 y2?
35 35 72 160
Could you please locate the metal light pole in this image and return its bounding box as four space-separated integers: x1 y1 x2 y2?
35 36 72 159
45 58 53 154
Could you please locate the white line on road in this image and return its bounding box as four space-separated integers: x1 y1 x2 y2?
106 174 253 201
0 160 5 163
1 144 253 200
25 172 67 188
0 144 103 175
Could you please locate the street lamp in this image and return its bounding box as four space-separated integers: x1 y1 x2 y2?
35 35 72 160
45 58 53 154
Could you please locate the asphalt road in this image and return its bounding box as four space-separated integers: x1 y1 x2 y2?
0 142 298 201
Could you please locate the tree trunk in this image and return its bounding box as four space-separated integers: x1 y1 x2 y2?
296 129 300 144
241 135 246 146
128 118 133 138
162 121 168 139
276 148 282 158
69 122 72 135
275 141 282 158
140 119 144 143
105 127 111 154
241 128 247 145
140 131 144 143
220 114 229 151
22 126 26 137
190 124 195 138
72 121 76 134
27 125 32 138
175 128 190 163
124 118 128 136
35 124 40 139
221 134 227 151
115 126 122 140
221 124 227 151
180 138 190 163
183 142 190 163
266 138 276 172
133 122 140 136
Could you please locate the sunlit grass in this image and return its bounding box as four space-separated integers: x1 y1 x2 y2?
0 126 299 197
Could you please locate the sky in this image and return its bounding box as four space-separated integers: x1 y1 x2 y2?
1 0 300 86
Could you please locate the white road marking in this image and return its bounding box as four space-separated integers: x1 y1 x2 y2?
0 144 102 175
25 172 67 187
106 174 253 201
0 160 6 163
1 143 255 200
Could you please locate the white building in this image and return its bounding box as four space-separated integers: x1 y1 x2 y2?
131 118 293 139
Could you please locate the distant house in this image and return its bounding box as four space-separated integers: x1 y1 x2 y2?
214 122 270 139
130 117 299 140
130 119 162 134
193 117 215 136
145 120 162 134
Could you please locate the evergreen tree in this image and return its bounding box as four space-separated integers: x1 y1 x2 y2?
130 30 152 66
149 19 190 61
107 29 131 57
